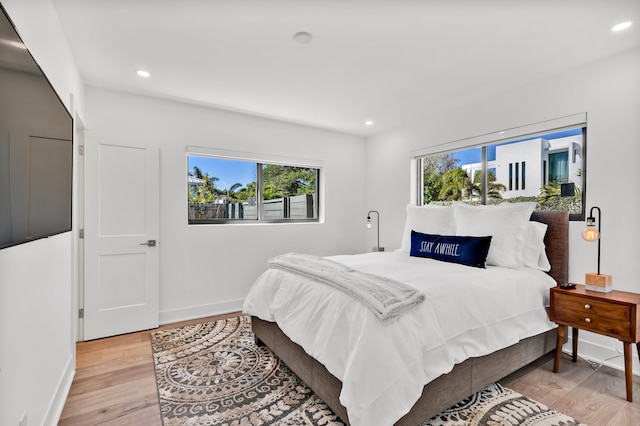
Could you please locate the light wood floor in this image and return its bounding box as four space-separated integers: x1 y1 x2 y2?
60 314 640 425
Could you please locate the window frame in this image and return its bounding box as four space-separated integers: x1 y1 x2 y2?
411 114 587 221
186 146 323 225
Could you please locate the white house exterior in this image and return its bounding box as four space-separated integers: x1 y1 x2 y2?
460 134 583 199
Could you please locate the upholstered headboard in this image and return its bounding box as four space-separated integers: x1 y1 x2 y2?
530 211 569 286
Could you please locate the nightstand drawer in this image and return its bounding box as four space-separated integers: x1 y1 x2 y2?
554 310 631 337
554 293 630 322
553 293 632 339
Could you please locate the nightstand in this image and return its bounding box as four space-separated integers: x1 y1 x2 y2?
550 284 640 402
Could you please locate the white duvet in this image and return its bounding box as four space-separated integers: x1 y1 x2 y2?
242 251 556 426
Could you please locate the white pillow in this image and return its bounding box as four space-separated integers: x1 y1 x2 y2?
522 221 551 271
454 202 536 269
398 205 455 253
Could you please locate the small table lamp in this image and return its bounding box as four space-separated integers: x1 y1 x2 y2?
582 206 612 292
366 210 384 252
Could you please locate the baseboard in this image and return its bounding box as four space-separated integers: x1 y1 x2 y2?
159 298 244 325
44 354 75 426
564 336 639 376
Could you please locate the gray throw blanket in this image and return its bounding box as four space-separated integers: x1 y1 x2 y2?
268 253 425 323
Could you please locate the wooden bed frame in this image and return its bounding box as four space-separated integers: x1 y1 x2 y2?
251 211 568 425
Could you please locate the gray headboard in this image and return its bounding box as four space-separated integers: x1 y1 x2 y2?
531 211 569 286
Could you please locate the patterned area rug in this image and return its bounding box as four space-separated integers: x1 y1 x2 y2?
151 315 586 426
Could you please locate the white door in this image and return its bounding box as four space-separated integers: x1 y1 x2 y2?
83 138 159 340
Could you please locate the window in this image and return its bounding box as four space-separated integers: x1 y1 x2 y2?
187 152 320 224
549 152 569 183
508 163 513 191
416 117 586 220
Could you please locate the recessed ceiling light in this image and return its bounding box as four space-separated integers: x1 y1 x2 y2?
612 21 632 32
293 32 313 45
365 121 373 126
136 69 151 78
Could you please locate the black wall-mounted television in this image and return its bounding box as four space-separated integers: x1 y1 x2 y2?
0 4 73 250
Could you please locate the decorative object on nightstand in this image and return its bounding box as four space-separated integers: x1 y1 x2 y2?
550 284 640 402
366 210 384 252
581 206 612 292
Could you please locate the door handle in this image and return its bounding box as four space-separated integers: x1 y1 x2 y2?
140 239 157 247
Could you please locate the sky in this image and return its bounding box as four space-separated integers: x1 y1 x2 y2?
188 156 256 190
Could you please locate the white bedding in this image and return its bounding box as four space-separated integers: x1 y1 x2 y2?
242 251 557 426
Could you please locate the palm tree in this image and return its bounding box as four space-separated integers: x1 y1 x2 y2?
472 170 506 200
224 183 243 202
190 166 204 179
236 182 256 201
439 168 506 201
439 168 474 201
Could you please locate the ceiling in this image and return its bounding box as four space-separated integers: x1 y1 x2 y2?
51 0 639 137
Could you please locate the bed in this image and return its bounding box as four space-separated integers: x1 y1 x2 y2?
243 206 568 426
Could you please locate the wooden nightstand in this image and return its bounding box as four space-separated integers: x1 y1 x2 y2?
550 284 640 402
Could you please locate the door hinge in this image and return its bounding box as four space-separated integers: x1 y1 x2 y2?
79 229 84 239
78 308 84 319
79 145 84 155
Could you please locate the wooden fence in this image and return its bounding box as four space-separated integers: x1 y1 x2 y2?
188 194 316 222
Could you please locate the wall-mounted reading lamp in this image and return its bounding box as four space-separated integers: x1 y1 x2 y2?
366 210 384 252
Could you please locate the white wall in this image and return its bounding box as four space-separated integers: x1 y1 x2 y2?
0 234 74 425
365 47 640 374
84 87 367 323
0 1 84 425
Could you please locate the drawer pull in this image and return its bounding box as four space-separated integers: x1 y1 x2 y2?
584 318 592 323
585 304 591 309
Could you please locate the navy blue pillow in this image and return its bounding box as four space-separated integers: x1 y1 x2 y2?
410 231 492 268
